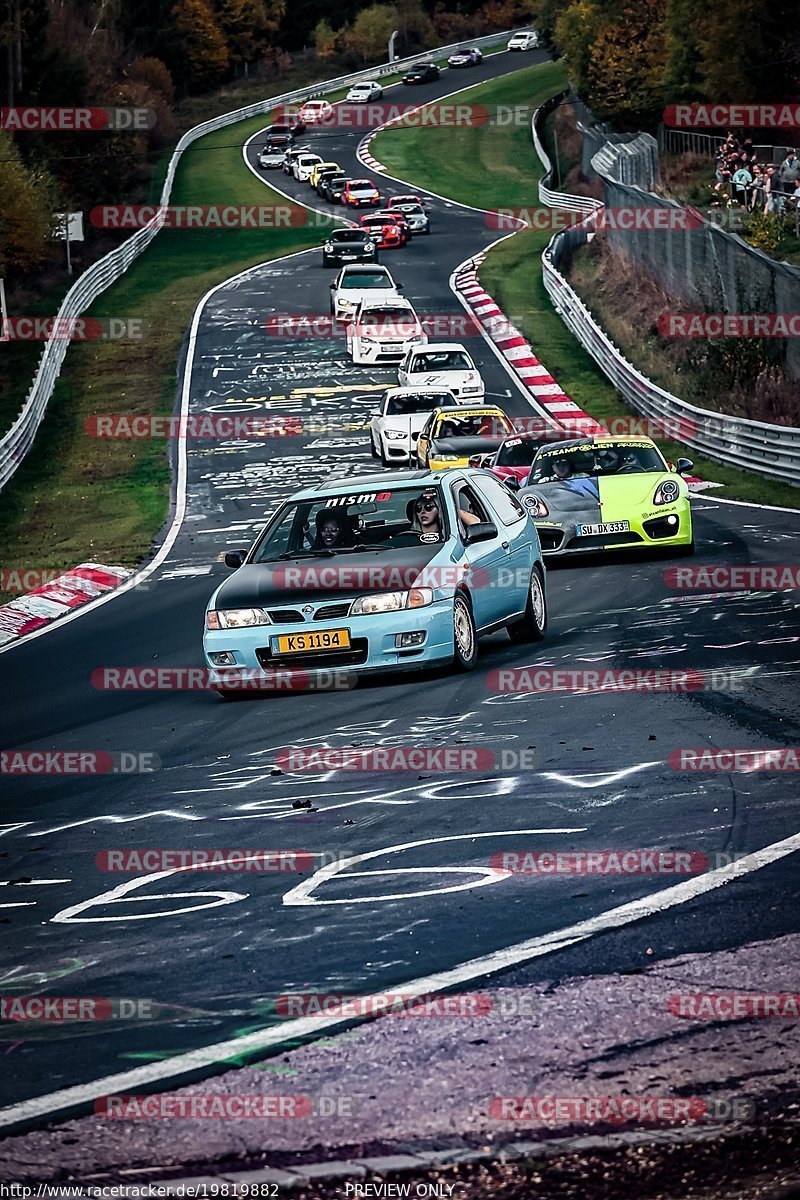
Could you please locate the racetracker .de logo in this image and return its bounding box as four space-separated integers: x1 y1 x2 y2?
95 849 313 872
274 746 541 772
1 318 147 341
274 992 494 1017
89 205 326 230
668 993 800 1018
84 414 301 439
485 207 703 232
488 1096 755 1122
263 313 499 339
95 1094 358 1119
1 750 159 775
487 668 709 693
663 103 800 128
0 106 155 131
664 565 800 590
489 849 707 875
90 667 356 691
658 314 800 338
668 748 800 771
508 415 698 440
0 997 156 1021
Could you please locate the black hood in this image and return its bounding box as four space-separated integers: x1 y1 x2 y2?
215 542 444 607
431 435 506 455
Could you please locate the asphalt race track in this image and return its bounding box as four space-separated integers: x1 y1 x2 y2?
1 47 799 1149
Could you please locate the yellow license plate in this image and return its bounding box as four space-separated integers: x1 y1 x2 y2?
273 629 350 654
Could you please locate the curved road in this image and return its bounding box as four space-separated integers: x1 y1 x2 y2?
1 48 799 1147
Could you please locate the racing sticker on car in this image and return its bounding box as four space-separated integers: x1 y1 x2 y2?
419 533 439 543
324 491 391 507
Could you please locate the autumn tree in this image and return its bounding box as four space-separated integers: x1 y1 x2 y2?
313 18 338 57
169 0 229 90
0 132 60 273
341 3 397 62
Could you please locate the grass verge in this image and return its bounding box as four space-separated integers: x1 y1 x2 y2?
370 63 800 508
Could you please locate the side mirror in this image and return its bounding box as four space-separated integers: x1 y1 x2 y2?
676 458 694 475
224 549 247 569
463 521 498 544
395 283 404 290
504 476 521 491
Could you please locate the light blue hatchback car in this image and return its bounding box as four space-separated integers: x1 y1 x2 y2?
203 469 546 695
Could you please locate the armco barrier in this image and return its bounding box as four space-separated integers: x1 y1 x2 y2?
0 29 523 493
531 99 800 486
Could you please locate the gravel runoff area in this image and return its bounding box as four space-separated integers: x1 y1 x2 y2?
1 935 799 1194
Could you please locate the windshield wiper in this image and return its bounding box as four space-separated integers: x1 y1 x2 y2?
275 549 336 560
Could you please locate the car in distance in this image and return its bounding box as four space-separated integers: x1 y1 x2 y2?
507 30 539 49
322 228 378 267
347 80 383 102
257 136 291 168
329 263 403 318
403 62 440 84
471 431 551 487
320 174 348 203
517 436 694 556
204 469 547 693
347 298 426 365
373 209 412 242
398 342 484 401
343 179 382 209
293 152 324 181
282 145 313 174
448 47 483 67
416 406 514 470
298 99 334 126
309 161 342 189
269 122 298 140
370 387 455 466
385 197 430 234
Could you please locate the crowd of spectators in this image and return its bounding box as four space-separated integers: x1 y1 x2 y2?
712 133 800 214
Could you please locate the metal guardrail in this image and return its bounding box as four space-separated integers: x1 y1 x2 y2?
531 100 800 485
531 91 602 215
0 28 524 493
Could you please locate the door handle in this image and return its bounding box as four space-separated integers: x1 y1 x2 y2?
502 541 510 550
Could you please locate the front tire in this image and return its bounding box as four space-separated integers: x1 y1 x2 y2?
508 566 547 643
452 593 478 671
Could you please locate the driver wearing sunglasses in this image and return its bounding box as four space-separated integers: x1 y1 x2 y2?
410 490 479 536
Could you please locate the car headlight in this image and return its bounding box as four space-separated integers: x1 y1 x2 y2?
338 299 354 310
385 430 406 440
434 454 459 462
654 480 680 505
364 241 375 252
207 607 270 630
523 494 549 517
324 241 334 251
350 589 432 615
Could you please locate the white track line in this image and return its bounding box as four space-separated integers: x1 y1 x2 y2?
2 829 798 1130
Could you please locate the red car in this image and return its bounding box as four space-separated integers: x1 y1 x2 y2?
373 209 411 243
359 214 405 249
470 433 549 488
387 194 425 210
343 179 382 208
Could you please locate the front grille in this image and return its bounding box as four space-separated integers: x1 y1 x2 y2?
566 531 643 550
257 639 369 670
314 602 351 620
266 608 305 624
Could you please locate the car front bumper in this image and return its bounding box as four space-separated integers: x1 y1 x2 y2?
534 503 692 556
203 601 455 681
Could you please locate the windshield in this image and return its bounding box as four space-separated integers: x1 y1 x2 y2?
496 438 540 467
252 487 449 562
411 351 471 371
333 230 368 243
350 182 376 193
386 392 445 415
529 442 667 483
433 412 509 439
340 271 392 289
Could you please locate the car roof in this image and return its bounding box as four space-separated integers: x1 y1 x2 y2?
409 342 470 353
384 386 455 396
339 263 392 275
537 435 658 450
433 405 506 417
301 469 448 497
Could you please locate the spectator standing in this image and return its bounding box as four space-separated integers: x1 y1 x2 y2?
763 166 781 214
778 149 800 196
749 165 765 210
732 163 753 206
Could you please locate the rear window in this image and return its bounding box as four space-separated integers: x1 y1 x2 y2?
386 392 445 415
340 270 392 288
411 351 472 371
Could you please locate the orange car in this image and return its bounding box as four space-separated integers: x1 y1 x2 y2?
343 179 382 208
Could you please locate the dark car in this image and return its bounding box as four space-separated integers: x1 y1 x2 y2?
322 227 379 267
269 121 299 140
403 62 441 84
321 175 348 203
315 167 341 198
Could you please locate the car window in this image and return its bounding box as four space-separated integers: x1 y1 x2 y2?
385 392 445 415
338 270 392 288
411 351 472 371
451 482 490 536
473 475 527 525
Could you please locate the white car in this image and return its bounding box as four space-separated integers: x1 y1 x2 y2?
258 143 288 168
293 152 323 181
299 99 334 125
329 264 403 319
347 80 383 102
370 386 455 466
397 343 485 402
347 298 426 366
507 31 539 50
